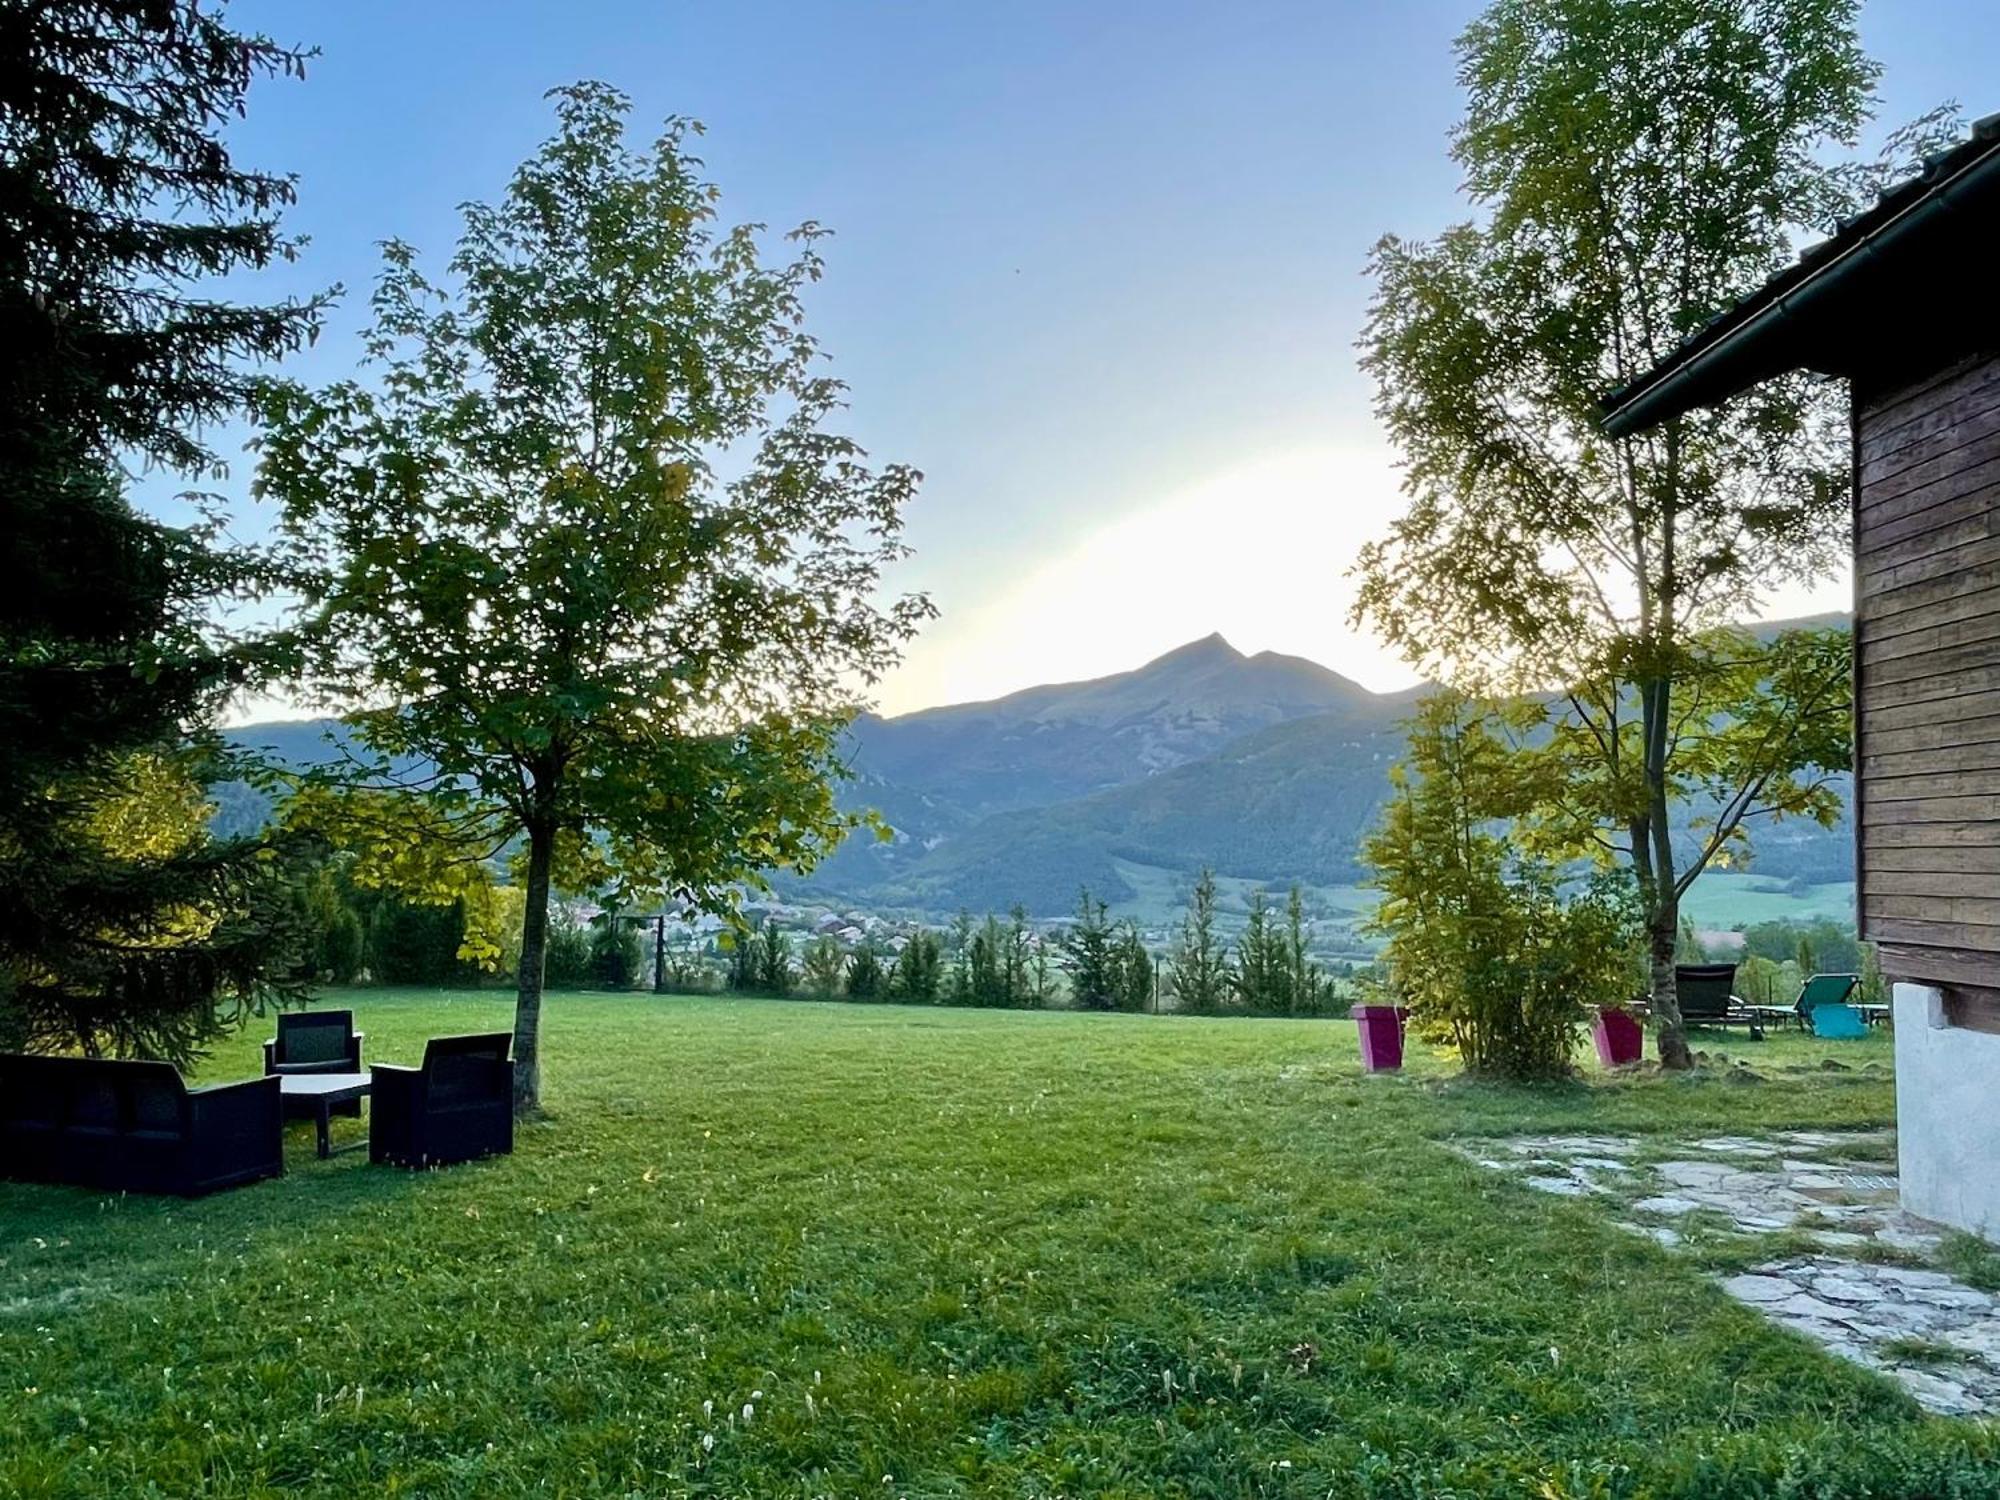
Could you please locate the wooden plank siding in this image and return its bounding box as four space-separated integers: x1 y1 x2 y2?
1855 352 2000 993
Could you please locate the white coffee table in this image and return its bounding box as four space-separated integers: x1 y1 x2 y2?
278 1071 372 1159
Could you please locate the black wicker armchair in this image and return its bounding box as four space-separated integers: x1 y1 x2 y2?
264 1010 365 1120
369 1033 514 1169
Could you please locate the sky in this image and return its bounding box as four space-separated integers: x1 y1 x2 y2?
201 0 2000 717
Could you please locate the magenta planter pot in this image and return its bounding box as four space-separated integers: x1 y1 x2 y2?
1351 1004 1409 1073
1593 1007 1644 1069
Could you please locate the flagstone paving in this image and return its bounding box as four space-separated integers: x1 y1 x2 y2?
1456 1128 2000 1415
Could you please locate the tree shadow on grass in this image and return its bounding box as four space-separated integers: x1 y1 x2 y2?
0 1120 489 1319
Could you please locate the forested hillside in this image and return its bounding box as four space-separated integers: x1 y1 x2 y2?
229 631 1856 919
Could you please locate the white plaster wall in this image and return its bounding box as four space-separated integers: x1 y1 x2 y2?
1895 981 2000 1239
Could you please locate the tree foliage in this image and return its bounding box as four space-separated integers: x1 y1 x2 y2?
1365 693 1644 1080
0 0 328 1061
257 86 928 1111
802 935 845 998
1060 889 1120 1012
844 942 884 1000
757 919 795 997
1352 0 1943 1065
1224 884 1334 1016
587 910 644 990
1113 923 1154 1013
1170 868 1229 1014
889 929 942 1003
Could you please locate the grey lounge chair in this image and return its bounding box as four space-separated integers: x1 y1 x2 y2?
1674 963 1765 1039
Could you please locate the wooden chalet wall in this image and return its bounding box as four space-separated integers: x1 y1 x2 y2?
1853 351 2000 1013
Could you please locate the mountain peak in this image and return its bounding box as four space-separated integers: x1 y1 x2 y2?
1147 632 1243 667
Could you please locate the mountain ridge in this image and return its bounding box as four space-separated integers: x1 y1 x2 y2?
846 631 1406 820
225 623 1857 919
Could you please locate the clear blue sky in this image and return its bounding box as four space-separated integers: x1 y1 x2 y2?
212 0 1999 715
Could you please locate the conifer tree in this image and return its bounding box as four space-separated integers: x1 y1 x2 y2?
1 0 328 1060
946 910 975 1006
1061 889 1118 1011
889 929 942 1003
758 919 794 996
845 943 884 1001
1029 932 1056 1009
969 914 1007 1007
727 931 760 992
1231 889 1286 1013
1170 869 1229 1014
1004 906 1033 1008
1284 886 1328 1016
1115 924 1155 1013
802 935 845 998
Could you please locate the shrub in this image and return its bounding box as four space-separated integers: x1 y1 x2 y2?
802 935 845 998
587 915 643 990
543 906 594 988
1364 693 1643 1080
889 929 941 1002
845 944 884 1000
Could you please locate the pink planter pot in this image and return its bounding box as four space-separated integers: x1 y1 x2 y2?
1351 1005 1409 1072
1593 1007 1644 1068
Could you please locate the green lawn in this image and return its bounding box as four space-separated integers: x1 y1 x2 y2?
3 993 1994 1497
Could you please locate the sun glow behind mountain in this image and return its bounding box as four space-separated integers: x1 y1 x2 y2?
876 445 1431 717
875 439 1858 718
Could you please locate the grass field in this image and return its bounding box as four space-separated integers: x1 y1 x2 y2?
1676 873 1859 929
4 992 1995 1497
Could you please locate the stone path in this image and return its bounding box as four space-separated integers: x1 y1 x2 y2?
1457 1129 2000 1415
1722 1260 2000 1417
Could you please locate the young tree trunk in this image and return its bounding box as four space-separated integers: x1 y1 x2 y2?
1639 668 1695 1070
511 818 555 1116
1648 906 1693 1070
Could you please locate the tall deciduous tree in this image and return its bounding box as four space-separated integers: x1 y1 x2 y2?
259 86 929 1112
1353 0 1946 1065
0 0 326 1060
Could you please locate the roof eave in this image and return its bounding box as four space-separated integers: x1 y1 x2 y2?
1600 126 2000 439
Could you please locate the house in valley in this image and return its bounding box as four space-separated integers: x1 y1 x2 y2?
1600 114 2000 1238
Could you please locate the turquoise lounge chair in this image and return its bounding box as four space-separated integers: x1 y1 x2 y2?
1747 972 1862 1034
1795 972 1861 1030
1810 1003 1869 1039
